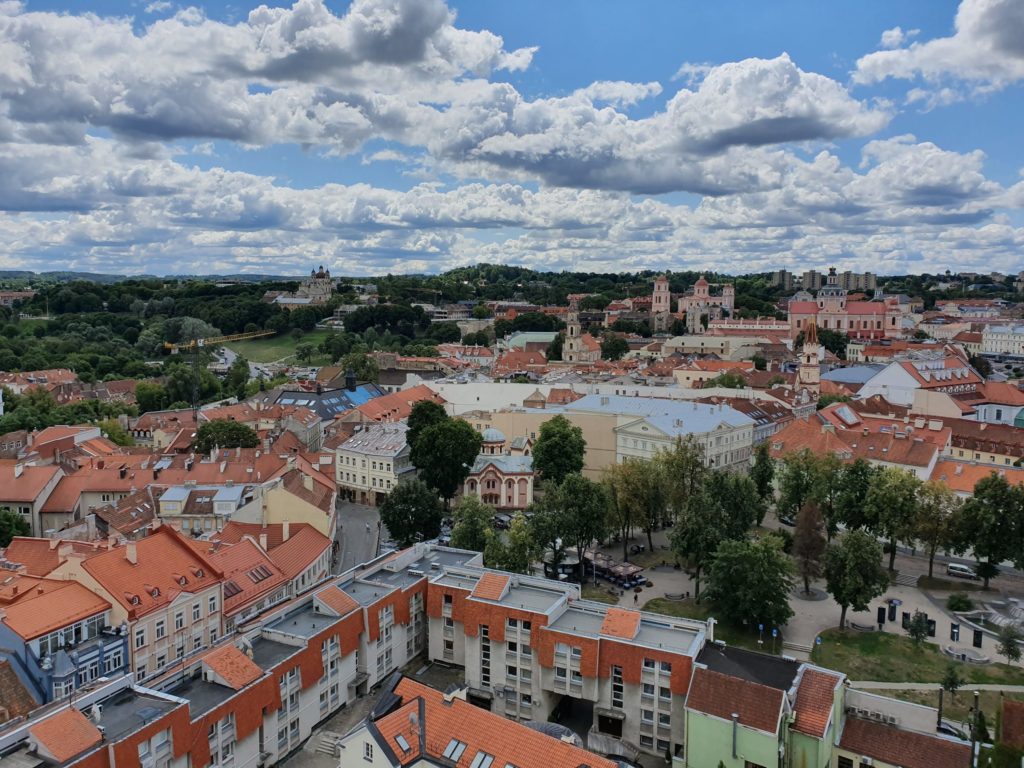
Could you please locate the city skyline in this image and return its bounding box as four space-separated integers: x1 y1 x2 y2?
0 0 1022 276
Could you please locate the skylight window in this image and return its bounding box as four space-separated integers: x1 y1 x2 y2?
395 735 410 752
469 752 494 768
443 739 466 761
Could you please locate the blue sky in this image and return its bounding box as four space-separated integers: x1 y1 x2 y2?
0 0 1022 276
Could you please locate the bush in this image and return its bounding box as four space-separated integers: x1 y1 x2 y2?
947 592 974 612
773 527 793 554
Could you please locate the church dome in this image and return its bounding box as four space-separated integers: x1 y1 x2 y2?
481 427 506 443
695 275 709 286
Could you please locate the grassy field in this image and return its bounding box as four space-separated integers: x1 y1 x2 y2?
868 687 1024 724
643 597 783 654
581 584 620 604
224 328 334 364
811 629 1024 685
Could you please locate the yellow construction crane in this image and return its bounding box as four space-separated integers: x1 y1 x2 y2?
163 330 276 421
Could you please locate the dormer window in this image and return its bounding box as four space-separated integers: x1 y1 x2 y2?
129 594 141 606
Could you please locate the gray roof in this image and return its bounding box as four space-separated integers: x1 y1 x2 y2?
339 423 409 457
565 394 754 433
470 453 533 474
821 365 886 384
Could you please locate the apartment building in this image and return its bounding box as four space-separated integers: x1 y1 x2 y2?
50 526 225 682
334 423 414 506
981 324 1024 356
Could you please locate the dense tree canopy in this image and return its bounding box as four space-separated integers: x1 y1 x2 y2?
531 415 586 486
194 419 260 453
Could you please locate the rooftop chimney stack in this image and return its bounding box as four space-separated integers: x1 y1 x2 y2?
125 541 138 565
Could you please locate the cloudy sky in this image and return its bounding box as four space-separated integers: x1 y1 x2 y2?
1 0 1022 276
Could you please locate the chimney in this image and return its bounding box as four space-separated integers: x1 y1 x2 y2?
259 533 268 551
345 368 356 392
13 463 23 479
302 474 313 492
283 521 291 541
125 541 138 565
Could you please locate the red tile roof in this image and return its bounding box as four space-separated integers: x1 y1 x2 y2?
791 668 841 738
82 526 223 617
207 538 288 616
686 668 784 735
29 707 102 762
470 572 510 602
267 525 331 580
213 521 316 550
2 581 110 640
1003 698 1024 750
0 660 36 722
931 460 1024 494
353 384 446 423
374 677 616 768
204 644 264 690
0 461 60 503
314 585 359 617
599 608 641 640
839 716 969 768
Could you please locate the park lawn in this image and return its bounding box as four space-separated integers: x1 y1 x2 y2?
581 583 620 605
866 688 1024 725
643 597 784 655
224 328 333 364
811 629 1024 685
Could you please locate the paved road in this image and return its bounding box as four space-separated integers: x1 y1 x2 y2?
217 346 266 381
334 500 382 574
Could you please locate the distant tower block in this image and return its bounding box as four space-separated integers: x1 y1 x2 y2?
651 274 671 332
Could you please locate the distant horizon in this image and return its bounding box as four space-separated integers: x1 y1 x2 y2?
1 0 1022 275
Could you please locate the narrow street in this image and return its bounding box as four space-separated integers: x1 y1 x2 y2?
334 500 382 574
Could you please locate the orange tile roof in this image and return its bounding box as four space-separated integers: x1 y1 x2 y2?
29 707 102 762
374 677 616 768
930 460 1024 495
1003 699 1024 750
83 526 223 617
2 581 110 640
599 607 641 640
204 644 264 690
207 539 288 616
687 668 784 735
2 537 63 576
0 461 61 503
839 716 969 768
214 521 316 551
267 525 331 580
280 468 334 513
314 585 359 617
353 384 446 423
470 572 510 602
791 668 841 738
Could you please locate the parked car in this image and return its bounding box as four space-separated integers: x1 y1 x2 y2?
492 513 512 530
946 563 978 580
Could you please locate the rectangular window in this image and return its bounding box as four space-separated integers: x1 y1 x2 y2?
658 713 671 727
643 658 655 669
507 618 518 629
209 595 218 614
155 620 166 640
659 686 671 701
135 628 147 649
555 667 567 679
174 612 184 631
642 709 654 723
193 603 201 621
443 740 467 762
659 661 672 673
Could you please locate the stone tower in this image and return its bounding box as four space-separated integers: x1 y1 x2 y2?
798 319 822 393
562 298 581 362
651 274 671 332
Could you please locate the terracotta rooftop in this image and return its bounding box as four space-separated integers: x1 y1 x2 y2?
599 607 641 640
82 526 222 617
0 660 36 723
373 677 617 768
791 668 842 738
470 572 510 602
930 460 1024 495
0 461 61 503
267 525 331 580
2 581 110 640
204 643 264 690
1002 698 1024 750
207 538 288 616
214 521 317 551
686 668 784 735
28 707 102 763
839 716 969 768
314 585 359 617
353 384 446 423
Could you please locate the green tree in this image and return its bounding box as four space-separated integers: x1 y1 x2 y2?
792 503 827 595
750 441 774 505
906 610 930 647
706 469 763 539
835 458 877 531
340 351 379 383
915 480 962 578
656 436 707 523
546 332 564 361
98 418 134 447
225 356 251 399
489 514 540 574
996 623 1022 665
940 664 963 701
557 473 609 582
865 467 922 571
379 479 442 547
295 343 315 364
0 508 30 547
532 415 586 486
810 453 844 539
407 400 448 453
450 495 494 552
600 333 629 361
529 495 567 569
751 353 767 371
671 487 729 601
824 531 890 628
776 450 817 521
471 304 491 319
704 372 746 389
603 462 638 562
194 419 260 453
135 381 166 413
957 472 1024 589
411 419 483 507
704 535 794 628
616 458 666 552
